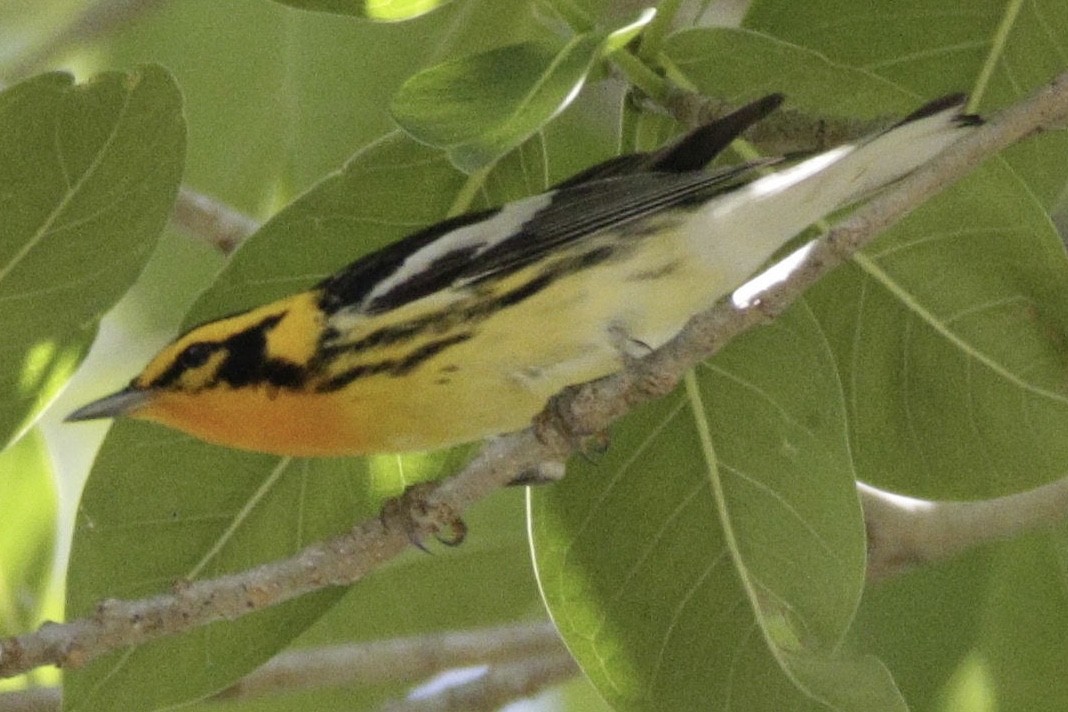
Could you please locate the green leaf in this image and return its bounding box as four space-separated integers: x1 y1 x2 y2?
64 134 559 711
808 161 1068 498
602 7 657 54
471 131 551 206
391 37 603 172
662 22 1068 495
973 530 1068 709
185 133 466 322
531 304 904 710
812 163 1068 709
853 549 993 710
743 0 1068 207
0 429 57 638
620 94 680 152
856 529 1068 712
662 28 913 117
63 427 377 712
268 0 451 22
0 66 185 449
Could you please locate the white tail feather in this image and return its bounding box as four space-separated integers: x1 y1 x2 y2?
689 97 977 283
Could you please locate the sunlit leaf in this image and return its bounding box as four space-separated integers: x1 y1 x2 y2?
0 429 56 638
602 7 657 54
0 66 184 449
391 37 603 171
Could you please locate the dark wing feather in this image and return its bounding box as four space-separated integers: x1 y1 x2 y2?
325 94 787 315
553 93 784 187
316 208 499 314
451 161 775 288
360 160 775 314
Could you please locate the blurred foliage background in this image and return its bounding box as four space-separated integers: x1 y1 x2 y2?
1 1 1067 711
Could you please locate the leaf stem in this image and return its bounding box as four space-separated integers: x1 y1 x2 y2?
448 164 493 215
970 0 1025 111
611 49 671 103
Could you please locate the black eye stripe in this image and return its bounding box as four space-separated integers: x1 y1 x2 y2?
148 312 311 392
179 342 215 369
148 314 287 389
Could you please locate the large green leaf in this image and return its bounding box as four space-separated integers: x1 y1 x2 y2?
0 65 184 449
268 0 451 21
391 37 605 172
531 305 903 711
63 134 465 712
64 130 563 710
806 162 1068 498
662 28 913 116
808 164 1068 711
0 429 56 639
660 18 1068 712
743 0 1068 207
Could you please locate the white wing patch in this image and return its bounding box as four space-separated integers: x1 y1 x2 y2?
359 192 555 310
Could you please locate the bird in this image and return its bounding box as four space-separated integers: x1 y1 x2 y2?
68 94 981 457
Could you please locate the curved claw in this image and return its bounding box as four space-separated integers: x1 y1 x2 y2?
379 482 468 551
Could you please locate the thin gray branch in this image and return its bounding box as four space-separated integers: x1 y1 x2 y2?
0 622 570 710
378 651 579 712
2 69 1066 681
219 621 564 700
862 476 1068 582
170 186 259 255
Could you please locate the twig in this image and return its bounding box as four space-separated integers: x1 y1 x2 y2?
0 622 569 710
170 186 259 255
862 477 1068 582
0 434 558 680
217 621 564 700
378 651 579 712
2 70 1066 681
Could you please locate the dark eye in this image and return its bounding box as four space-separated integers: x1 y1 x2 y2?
178 342 214 369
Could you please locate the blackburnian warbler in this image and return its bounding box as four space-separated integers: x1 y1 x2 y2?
68 95 980 456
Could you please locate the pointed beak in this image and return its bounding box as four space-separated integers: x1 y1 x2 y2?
66 386 155 422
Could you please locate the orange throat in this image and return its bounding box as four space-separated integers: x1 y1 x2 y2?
134 386 365 457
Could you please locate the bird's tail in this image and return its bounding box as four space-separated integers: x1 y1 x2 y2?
693 95 981 280
829 94 982 206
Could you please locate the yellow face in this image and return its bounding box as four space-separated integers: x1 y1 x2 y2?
68 291 355 456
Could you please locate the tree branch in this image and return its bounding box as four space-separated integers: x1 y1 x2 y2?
3 70 1066 681
218 621 564 700
170 186 259 255
0 622 572 710
862 477 1068 582
378 651 579 712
